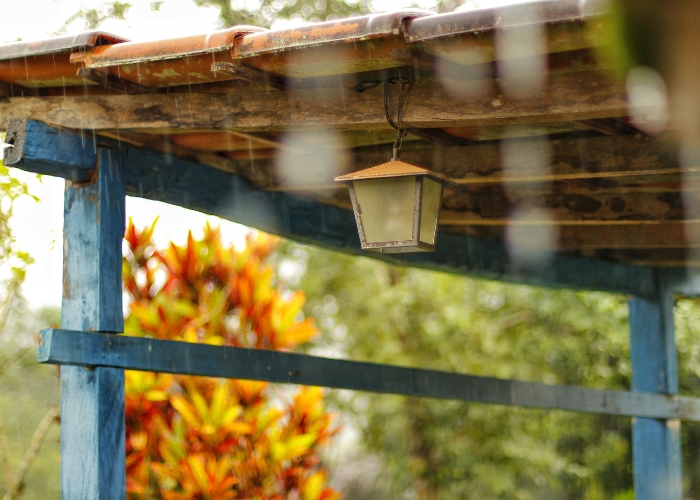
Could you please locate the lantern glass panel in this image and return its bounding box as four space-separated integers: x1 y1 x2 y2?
419 177 442 245
352 176 416 243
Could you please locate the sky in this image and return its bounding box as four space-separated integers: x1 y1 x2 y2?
0 0 530 44
2 0 529 307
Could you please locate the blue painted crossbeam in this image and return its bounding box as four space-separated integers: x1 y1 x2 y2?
3 118 663 297
38 328 700 421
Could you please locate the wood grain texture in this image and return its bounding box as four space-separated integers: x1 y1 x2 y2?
61 147 126 499
38 328 700 421
60 366 125 499
0 71 626 132
446 223 699 252
3 118 96 182
226 133 682 190
629 271 682 500
440 188 692 225
62 148 125 333
558 224 693 250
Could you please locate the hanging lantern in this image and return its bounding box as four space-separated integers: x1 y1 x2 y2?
335 160 455 253
337 77 454 253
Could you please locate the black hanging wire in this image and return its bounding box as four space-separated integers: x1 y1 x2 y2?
383 77 414 161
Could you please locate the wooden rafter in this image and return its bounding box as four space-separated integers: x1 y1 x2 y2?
452 224 697 251
216 133 681 190
76 68 154 94
557 224 695 250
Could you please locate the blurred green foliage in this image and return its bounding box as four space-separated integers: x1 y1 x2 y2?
58 0 470 34
287 243 700 499
0 306 61 500
0 157 59 500
56 1 132 34
0 162 36 281
193 0 468 29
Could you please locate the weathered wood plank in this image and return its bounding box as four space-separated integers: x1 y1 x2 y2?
318 184 695 226
61 147 126 499
629 271 682 500
0 81 43 98
77 68 154 95
0 71 626 132
38 328 700 422
3 118 96 181
227 131 691 226
449 224 697 252
228 133 683 190
558 224 693 250
440 189 692 225
576 118 641 136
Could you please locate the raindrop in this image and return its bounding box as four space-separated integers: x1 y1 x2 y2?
505 206 558 269
500 132 556 269
435 55 490 99
500 133 551 183
275 130 349 189
495 13 547 98
626 66 669 135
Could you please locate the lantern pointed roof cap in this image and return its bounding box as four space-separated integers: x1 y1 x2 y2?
334 160 456 186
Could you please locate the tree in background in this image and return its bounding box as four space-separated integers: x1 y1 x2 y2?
59 0 468 35
0 306 60 500
0 159 61 500
57 1 131 32
122 220 339 499
292 244 700 500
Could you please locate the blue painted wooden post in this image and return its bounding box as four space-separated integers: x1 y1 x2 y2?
629 270 682 500
61 148 126 498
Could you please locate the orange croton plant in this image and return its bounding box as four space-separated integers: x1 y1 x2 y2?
123 220 340 500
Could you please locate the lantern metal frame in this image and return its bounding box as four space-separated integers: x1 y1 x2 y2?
335 160 456 253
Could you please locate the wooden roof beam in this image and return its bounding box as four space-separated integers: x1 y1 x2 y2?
0 70 626 132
